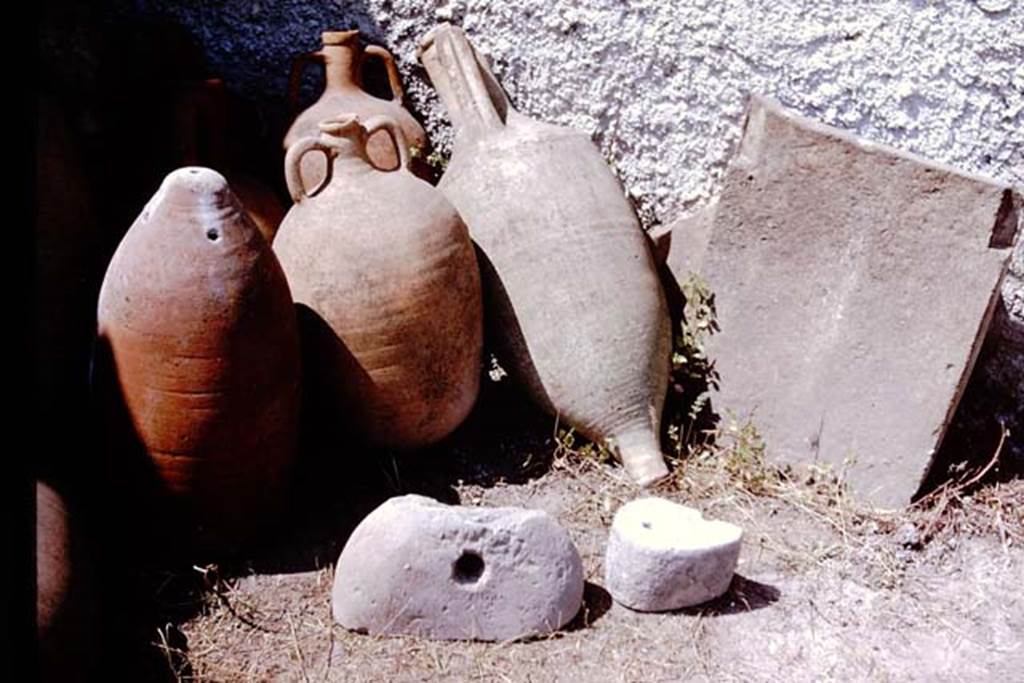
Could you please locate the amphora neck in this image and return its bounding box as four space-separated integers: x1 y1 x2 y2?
418 23 513 134
321 31 364 93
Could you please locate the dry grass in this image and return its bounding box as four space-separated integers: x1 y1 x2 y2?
146 409 1024 682
130 279 1023 681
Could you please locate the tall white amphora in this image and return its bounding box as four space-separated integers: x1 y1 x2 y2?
418 24 672 485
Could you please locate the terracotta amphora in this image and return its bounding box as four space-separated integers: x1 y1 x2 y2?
95 167 301 554
418 24 673 485
273 114 482 450
174 78 285 242
37 481 94 681
284 30 432 190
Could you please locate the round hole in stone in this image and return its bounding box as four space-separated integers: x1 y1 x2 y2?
206 228 220 242
452 551 485 585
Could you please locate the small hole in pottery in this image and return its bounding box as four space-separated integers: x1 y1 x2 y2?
452 552 484 585
206 228 220 242
189 169 200 175
641 521 652 530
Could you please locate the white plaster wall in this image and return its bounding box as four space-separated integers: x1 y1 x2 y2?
128 0 1023 226
399 0 1024 225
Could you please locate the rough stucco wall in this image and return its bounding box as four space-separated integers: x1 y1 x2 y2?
108 0 1022 463
119 0 1023 222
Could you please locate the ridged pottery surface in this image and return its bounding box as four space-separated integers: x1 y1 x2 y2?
174 78 285 242
274 114 482 449
419 24 672 485
96 167 300 552
284 30 432 189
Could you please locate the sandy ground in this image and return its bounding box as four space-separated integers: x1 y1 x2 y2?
117 375 1023 683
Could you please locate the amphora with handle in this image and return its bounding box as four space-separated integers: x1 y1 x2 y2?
284 31 432 189
418 24 672 485
274 114 482 450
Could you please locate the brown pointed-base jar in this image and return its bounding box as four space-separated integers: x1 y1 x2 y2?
274 114 482 450
284 30 433 190
418 24 673 486
94 167 301 557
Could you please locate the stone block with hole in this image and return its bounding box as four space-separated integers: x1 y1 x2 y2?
331 494 584 641
604 498 743 612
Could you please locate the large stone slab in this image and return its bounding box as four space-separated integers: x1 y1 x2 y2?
604 497 742 611
935 235 1024 478
332 495 584 641
669 95 1019 508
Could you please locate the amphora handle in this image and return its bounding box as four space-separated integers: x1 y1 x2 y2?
363 115 411 172
418 23 511 133
285 137 334 203
285 114 411 202
364 45 405 103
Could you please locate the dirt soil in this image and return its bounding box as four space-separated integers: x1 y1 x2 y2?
103 375 1023 683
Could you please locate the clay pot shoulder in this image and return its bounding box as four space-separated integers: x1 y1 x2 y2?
276 168 467 304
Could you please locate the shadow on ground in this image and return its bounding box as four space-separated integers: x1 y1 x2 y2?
677 574 781 616
237 363 556 577
563 582 615 632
